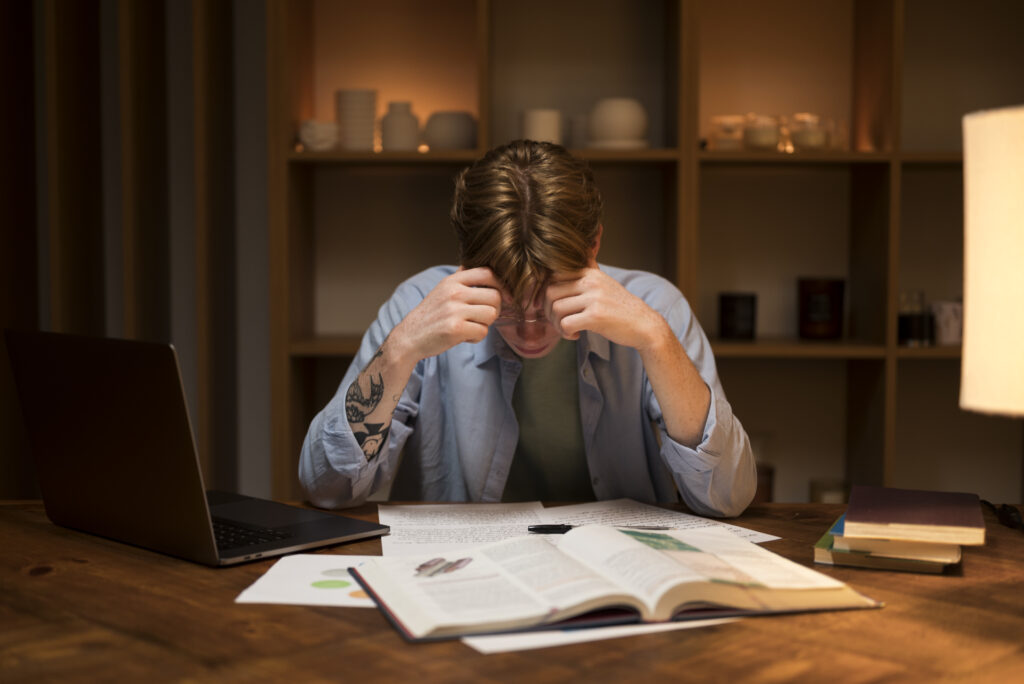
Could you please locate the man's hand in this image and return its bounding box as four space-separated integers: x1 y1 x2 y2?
346 267 501 462
545 266 711 447
544 267 671 353
390 267 502 364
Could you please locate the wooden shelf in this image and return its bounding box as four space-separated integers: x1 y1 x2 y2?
290 336 363 357
711 339 885 360
896 345 962 360
898 152 963 165
289 149 480 164
698 150 891 164
572 148 681 163
289 148 683 164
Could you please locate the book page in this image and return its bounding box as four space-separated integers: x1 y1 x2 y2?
539 499 779 543
357 534 641 637
671 527 845 589
558 526 705 606
559 525 845 613
377 502 546 556
477 535 636 612
359 550 551 635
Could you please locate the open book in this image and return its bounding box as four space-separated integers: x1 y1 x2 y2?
351 525 880 640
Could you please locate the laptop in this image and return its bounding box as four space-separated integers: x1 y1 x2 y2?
4 329 388 566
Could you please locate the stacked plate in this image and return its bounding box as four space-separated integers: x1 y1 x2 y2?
335 89 377 151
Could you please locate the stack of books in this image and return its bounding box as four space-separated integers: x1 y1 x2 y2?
815 485 986 574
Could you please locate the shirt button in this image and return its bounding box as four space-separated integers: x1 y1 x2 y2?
592 477 600 486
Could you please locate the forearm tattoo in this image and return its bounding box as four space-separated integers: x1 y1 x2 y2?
346 345 391 461
353 422 390 461
346 372 384 423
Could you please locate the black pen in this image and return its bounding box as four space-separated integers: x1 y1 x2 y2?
528 524 672 534
528 524 574 534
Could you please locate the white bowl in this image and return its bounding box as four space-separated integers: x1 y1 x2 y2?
299 120 338 151
423 111 477 150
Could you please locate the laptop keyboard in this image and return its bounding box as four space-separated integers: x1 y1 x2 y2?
213 517 293 551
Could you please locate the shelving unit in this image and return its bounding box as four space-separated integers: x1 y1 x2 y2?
267 0 1024 502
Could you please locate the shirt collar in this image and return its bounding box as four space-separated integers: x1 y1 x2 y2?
473 327 610 366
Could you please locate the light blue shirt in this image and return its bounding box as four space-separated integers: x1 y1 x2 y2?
299 265 756 517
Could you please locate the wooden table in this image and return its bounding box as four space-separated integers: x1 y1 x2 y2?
2 501 1022 682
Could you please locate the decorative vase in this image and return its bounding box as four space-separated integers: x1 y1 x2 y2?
381 101 419 151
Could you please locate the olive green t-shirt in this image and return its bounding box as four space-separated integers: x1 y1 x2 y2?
502 339 595 502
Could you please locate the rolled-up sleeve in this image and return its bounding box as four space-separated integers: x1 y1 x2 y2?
298 270 444 508
650 284 757 517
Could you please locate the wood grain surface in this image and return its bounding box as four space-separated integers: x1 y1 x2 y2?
2 501 1022 682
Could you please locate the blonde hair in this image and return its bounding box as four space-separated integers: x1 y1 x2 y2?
450 140 603 308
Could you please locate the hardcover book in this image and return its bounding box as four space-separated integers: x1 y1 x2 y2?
843 485 985 545
829 515 961 563
814 517 959 574
351 525 879 641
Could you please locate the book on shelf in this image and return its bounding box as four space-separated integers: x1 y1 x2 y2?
814 516 960 574
843 485 986 545
351 525 880 641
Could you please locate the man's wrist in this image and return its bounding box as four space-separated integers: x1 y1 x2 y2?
637 312 677 358
383 320 421 376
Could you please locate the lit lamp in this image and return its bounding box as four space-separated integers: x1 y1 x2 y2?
960 105 1024 416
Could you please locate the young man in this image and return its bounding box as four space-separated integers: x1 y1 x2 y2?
300 140 755 517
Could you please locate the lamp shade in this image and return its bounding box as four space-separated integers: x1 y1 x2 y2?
960 105 1024 416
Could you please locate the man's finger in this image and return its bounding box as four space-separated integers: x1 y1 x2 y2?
456 266 500 288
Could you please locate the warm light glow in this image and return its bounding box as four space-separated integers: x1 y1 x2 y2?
960 105 1024 416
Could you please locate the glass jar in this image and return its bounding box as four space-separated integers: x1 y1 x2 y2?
709 114 745 150
743 113 781 151
789 112 829 151
898 290 934 347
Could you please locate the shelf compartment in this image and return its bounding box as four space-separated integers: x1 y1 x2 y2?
308 165 466 338
699 0 897 154
300 0 479 145
898 165 964 309
489 0 678 148
719 358 878 502
697 163 889 345
592 163 677 281
901 0 1024 153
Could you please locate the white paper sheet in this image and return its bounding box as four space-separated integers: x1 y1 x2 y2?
538 499 779 544
234 554 376 607
377 502 546 556
461 617 738 654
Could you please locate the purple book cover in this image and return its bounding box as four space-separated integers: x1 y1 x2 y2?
845 485 984 529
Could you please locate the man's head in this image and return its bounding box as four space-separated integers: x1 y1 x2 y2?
450 140 604 311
